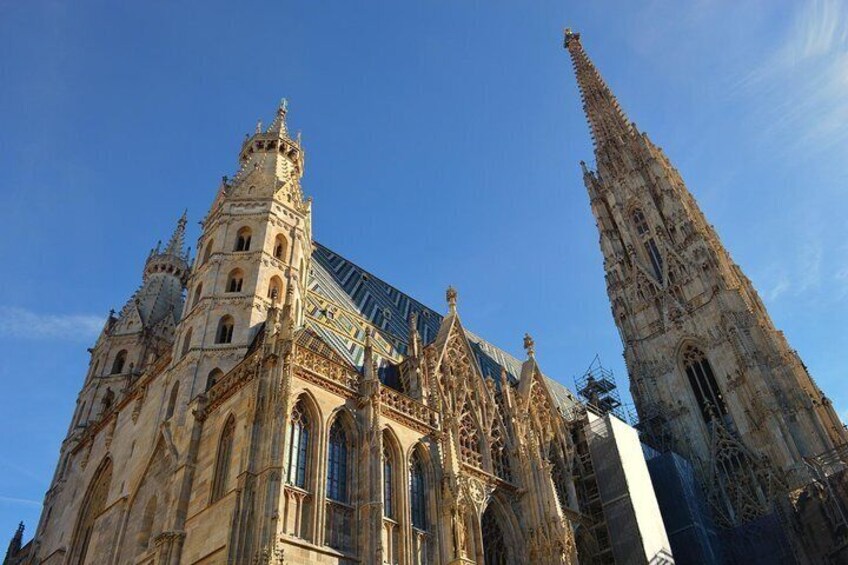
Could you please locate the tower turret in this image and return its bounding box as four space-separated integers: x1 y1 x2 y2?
175 100 312 393
564 30 847 527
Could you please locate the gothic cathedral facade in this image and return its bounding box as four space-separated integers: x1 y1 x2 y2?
9 31 847 565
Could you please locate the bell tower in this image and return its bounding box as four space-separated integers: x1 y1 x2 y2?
564 30 847 525
175 100 312 393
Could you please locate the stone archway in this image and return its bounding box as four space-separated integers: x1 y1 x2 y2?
480 503 509 565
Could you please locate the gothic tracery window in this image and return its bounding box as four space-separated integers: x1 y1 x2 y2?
490 426 511 481
326 419 349 503
383 444 395 519
632 208 664 283
682 345 729 423
459 410 483 467
211 416 235 503
286 401 310 488
410 451 427 531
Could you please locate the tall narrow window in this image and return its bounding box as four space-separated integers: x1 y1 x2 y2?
274 234 288 260
111 350 127 375
216 316 234 344
201 240 214 265
482 506 508 565
682 346 729 423
68 458 112 565
192 283 203 308
459 410 482 467
226 269 244 293
327 420 349 502
268 276 283 301
180 328 193 357
490 427 511 481
383 445 394 519
410 451 427 531
287 401 310 488
632 208 664 283
235 227 252 252
165 382 179 420
211 416 235 503
206 368 222 391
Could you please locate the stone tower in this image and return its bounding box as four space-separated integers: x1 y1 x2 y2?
174 99 312 395
564 29 847 526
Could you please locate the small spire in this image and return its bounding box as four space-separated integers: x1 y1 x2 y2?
446 286 458 314
523 333 535 359
255 120 263 134
266 98 289 137
163 210 188 257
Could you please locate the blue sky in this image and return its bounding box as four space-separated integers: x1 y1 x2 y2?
1 0 847 539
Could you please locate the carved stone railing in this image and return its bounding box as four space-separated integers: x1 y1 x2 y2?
379 386 437 433
294 346 358 399
382 517 400 565
205 355 259 413
410 528 430 565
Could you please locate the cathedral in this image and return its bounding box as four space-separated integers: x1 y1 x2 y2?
6 31 848 565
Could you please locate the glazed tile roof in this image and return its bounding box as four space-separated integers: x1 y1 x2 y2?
306 242 581 415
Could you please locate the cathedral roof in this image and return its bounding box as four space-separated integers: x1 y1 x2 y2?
305 242 580 415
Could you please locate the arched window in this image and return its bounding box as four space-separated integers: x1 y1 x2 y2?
165 382 179 420
226 268 244 293
383 444 395 519
482 505 508 565
180 328 193 357
286 401 310 488
682 346 729 423
211 416 235 503
111 350 127 374
192 283 203 308
632 208 663 282
326 419 349 503
137 496 157 553
268 275 283 301
216 316 234 344
410 451 427 531
274 234 288 260
68 458 112 564
459 410 482 467
201 240 214 265
234 227 252 252
206 368 222 391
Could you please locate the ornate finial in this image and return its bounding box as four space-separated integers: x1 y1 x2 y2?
564 27 580 48
255 120 263 134
446 286 458 313
523 333 535 358
267 98 290 136
280 98 288 113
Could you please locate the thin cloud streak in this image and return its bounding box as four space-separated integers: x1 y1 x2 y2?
0 306 104 341
734 0 848 155
0 496 41 508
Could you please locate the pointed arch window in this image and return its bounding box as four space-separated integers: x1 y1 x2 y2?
111 350 127 375
180 328 193 357
632 208 664 283
201 239 214 265
383 444 395 519
216 316 234 344
410 451 427 530
206 368 222 391
165 382 179 420
211 416 235 503
326 419 349 503
482 506 508 565
459 411 483 467
192 283 203 308
226 269 244 293
234 227 252 252
68 459 112 564
682 345 729 423
286 401 310 488
274 234 288 260
268 276 283 301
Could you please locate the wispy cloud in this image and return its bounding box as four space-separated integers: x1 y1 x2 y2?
0 306 103 341
735 0 848 154
0 496 41 508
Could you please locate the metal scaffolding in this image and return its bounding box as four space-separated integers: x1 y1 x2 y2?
574 356 627 422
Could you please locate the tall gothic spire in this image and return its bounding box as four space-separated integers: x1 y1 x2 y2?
564 29 634 150
266 98 289 138
163 210 188 257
